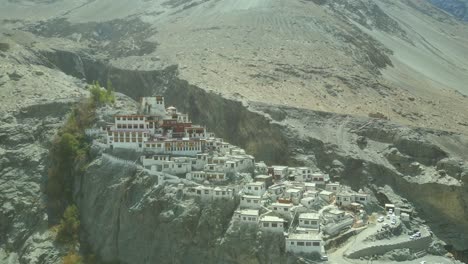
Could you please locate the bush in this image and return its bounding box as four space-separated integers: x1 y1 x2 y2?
368 112 388 120
0 42 10 52
56 205 80 243
88 81 115 106
63 250 82 264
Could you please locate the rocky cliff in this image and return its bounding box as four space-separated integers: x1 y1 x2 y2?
76 154 298 264
429 0 468 21
0 30 87 263
37 44 468 261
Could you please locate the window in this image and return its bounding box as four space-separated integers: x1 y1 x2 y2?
254 187 258 190
263 223 268 227
271 223 277 228
243 217 246 220
284 208 288 211
306 242 311 246
253 200 258 203
360 197 366 201
311 221 317 225
290 242 294 245
304 220 310 225
204 190 209 194
297 242 305 246
313 242 320 246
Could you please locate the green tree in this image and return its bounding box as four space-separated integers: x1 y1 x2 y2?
57 205 80 243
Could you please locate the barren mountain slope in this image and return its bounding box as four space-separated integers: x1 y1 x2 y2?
0 0 467 133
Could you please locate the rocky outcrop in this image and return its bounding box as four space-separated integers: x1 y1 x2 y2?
429 0 468 21
0 33 87 263
41 44 468 254
75 155 296 264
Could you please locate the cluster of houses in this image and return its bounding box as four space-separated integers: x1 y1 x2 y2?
93 96 373 260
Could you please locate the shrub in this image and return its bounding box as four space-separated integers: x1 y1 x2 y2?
368 112 388 120
47 97 95 222
56 205 80 243
0 42 10 52
88 81 115 106
63 250 82 264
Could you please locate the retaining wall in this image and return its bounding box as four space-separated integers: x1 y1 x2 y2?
346 232 432 259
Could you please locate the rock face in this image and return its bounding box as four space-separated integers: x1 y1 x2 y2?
76 155 293 264
429 0 468 21
0 30 87 263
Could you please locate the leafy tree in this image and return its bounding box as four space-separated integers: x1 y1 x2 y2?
88 81 115 106
56 205 80 243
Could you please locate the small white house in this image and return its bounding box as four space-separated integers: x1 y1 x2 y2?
234 209 259 224
255 161 269 175
353 191 369 205
285 233 324 255
325 209 346 221
194 153 208 170
325 182 340 193
319 190 334 203
240 195 263 209
285 188 303 204
161 160 192 175
303 190 319 198
293 167 312 182
141 155 171 167
186 171 206 182
300 197 316 209
311 173 327 185
298 213 320 230
270 202 294 217
304 182 316 191
336 192 353 207
272 166 289 180
244 182 266 196
259 215 286 233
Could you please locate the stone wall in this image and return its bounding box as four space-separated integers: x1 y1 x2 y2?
346 233 432 259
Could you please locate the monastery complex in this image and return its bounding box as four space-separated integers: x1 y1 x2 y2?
88 96 427 261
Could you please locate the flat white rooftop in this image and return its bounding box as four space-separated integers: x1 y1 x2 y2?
247 182 265 186
299 213 320 219
286 188 302 193
242 195 262 199
271 202 293 207
287 232 321 241
237 209 259 216
328 209 345 215
260 216 285 222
